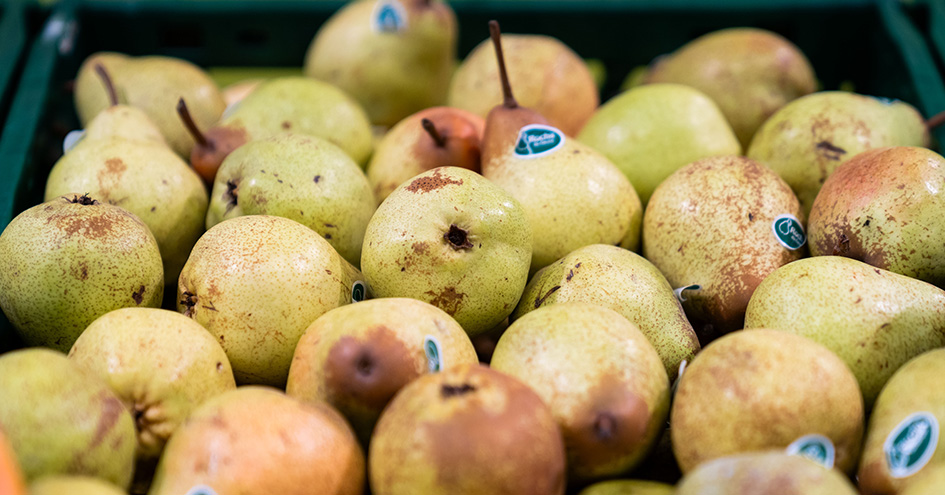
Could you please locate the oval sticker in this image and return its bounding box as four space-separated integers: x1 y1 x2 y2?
786 434 835 469
513 124 565 158
371 0 407 33
185 486 218 495
424 335 442 373
63 129 85 154
772 214 806 250
885 412 939 478
351 280 366 303
672 284 701 303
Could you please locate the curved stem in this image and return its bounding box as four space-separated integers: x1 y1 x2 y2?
489 20 518 109
926 109 945 130
94 63 119 107
421 118 446 147
176 98 210 148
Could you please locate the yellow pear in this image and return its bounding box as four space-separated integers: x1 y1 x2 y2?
676 451 859 495
576 480 673 495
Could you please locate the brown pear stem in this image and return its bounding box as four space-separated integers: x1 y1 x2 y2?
176 98 210 148
421 118 446 147
489 20 518 109
94 63 119 107
926 110 945 130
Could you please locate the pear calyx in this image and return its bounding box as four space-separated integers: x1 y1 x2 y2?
95 63 120 107
421 118 447 147
489 20 518 109
179 291 197 318
445 224 473 250
440 383 476 397
69 193 99 206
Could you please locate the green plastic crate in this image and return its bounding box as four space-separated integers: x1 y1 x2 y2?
0 0 50 136
1 0 944 353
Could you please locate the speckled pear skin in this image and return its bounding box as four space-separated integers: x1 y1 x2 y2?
577 83 741 205
670 330 864 475
215 77 374 166
857 349 945 495
675 452 860 495
642 155 804 341
206 133 376 268
74 52 225 157
576 479 674 495
360 167 532 337
901 465 945 495
0 195 163 351
809 146 945 288
744 257 945 407
747 91 929 216
286 297 478 444
177 215 367 387
512 244 699 381
368 364 567 495
492 303 669 482
68 308 236 461
645 27 817 149
448 34 599 137
28 476 127 495
147 386 364 495
304 0 457 127
45 108 209 287
0 349 136 488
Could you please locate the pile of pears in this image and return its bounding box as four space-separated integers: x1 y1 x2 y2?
2 1 945 493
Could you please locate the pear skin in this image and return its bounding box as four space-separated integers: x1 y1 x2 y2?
671 329 864 474
0 428 25 495
576 480 674 495
81 105 166 144
642 155 804 341
512 244 699 381
809 146 945 287
675 451 859 495
858 349 945 495
28 476 126 495
492 303 669 482
147 386 364 495
744 256 945 406
900 465 945 495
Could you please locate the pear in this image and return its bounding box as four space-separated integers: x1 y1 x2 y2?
0 425 26 495
74 52 225 157
671 329 864 474
808 146 945 287
180 77 374 184
360 166 531 336
642 155 804 341
286 297 478 443
178 215 367 387
576 480 674 495
369 363 567 495
47 65 209 287
645 27 817 148
448 30 598 136
28 476 126 495
480 22 641 274
68 307 236 463
675 451 860 495
205 133 376 268
0 194 163 351
512 244 699 381
147 386 364 495
744 256 945 406
858 349 945 495
366 106 484 203
491 303 669 482
747 91 929 215
304 0 457 127
577 83 741 205
901 465 945 495
0 349 136 487
220 78 263 106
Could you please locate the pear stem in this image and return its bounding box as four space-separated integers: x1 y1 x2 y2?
176 98 210 148
489 20 518 109
421 118 446 147
94 63 119 107
926 110 945 130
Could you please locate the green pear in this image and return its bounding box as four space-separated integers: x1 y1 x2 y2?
369 363 567 495
184 77 374 184
491 303 669 482
577 83 741 205
148 386 364 495
360 166 531 336
642 155 804 341
671 329 864 474
512 244 699 381
449 31 598 137
206 133 376 268
304 0 457 127
28 476 126 495
675 451 859 495
366 106 484 203
744 256 945 406
0 349 136 487
74 52 225 157
81 105 165 145
858 349 945 494
576 480 673 495
809 146 945 287
901 465 945 495
0 194 163 351
178 215 367 387
747 91 929 215
286 297 478 443
481 22 641 274
68 308 236 462
645 27 817 148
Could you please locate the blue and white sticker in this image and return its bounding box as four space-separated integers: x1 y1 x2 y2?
424 335 442 373
185 486 218 495
351 280 367 303
371 0 408 33
513 124 565 158
885 412 939 478
786 434 836 469
772 214 806 250
672 284 701 303
63 129 85 153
